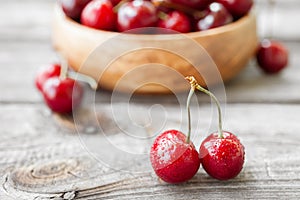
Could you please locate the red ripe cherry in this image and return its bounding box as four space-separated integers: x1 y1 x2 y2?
60 0 92 21
35 64 61 92
216 0 253 19
110 0 122 6
117 0 158 32
158 11 191 33
196 2 233 31
200 131 245 180
185 76 245 181
150 130 200 184
169 0 212 10
81 0 116 31
42 77 83 114
256 39 289 74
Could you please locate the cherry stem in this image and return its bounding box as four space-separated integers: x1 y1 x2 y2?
152 0 205 19
59 54 68 80
186 86 195 143
113 0 130 13
185 76 223 139
57 52 98 90
158 11 168 20
67 71 98 90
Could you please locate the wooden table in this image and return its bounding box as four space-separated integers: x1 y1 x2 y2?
1 0 300 199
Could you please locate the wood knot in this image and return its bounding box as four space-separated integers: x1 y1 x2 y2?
30 160 78 179
8 159 83 192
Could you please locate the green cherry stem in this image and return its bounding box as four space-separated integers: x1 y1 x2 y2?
186 76 224 139
67 71 98 90
158 11 168 21
186 85 195 143
57 52 98 90
59 55 68 80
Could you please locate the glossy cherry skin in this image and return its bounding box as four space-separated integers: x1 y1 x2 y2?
169 0 212 10
195 2 233 31
117 1 158 32
60 0 92 21
216 0 253 19
200 131 245 180
150 130 200 184
256 39 289 74
81 0 116 31
35 64 61 92
158 11 191 33
42 77 83 114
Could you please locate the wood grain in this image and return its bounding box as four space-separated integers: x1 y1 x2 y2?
0 104 300 199
0 41 300 104
1 0 300 199
0 0 299 103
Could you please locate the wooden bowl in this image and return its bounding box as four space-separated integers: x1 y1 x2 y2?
52 4 258 94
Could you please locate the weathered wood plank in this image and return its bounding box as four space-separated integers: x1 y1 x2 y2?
0 0 53 42
0 103 300 199
0 41 57 103
0 0 299 104
256 0 300 40
1 0 300 199
0 41 299 104
225 41 300 103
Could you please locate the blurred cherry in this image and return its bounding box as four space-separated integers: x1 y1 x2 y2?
256 39 289 74
169 0 212 10
42 77 83 114
35 64 61 92
195 2 233 31
60 0 92 21
81 0 116 30
117 0 158 32
158 11 191 33
216 0 253 19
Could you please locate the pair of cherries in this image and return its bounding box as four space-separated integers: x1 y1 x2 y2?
150 76 245 183
150 39 289 183
35 64 84 114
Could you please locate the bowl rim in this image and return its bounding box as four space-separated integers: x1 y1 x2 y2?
54 3 255 41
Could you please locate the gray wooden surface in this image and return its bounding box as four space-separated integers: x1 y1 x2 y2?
1 0 300 199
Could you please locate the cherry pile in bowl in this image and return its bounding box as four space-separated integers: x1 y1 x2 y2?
60 0 254 33
59 0 289 73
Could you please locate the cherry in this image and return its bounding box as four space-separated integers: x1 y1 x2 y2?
35 64 61 92
186 76 245 180
169 0 212 10
158 11 191 33
81 0 116 31
150 75 201 184
152 0 206 20
200 131 245 180
195 2 233 31
42 77 84 114
150 130 200 184
60 0 92 21
256 39 289 74
110 0 122 6
117 0 158 32
216 0 253 19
